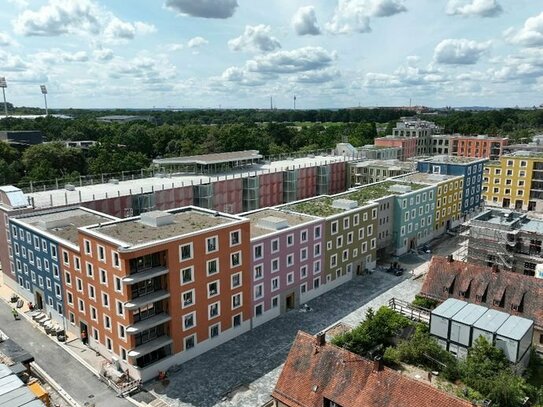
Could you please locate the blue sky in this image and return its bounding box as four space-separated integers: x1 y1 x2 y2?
0 0 542 109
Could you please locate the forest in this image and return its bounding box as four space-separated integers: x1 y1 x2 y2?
0 107 542 187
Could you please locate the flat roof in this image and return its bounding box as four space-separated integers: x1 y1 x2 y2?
418 155 487 164
14 208 114 245
432 298 467 319
451 303 487 325
520 219 543 234
19 154 348 209
496 315 533 341
473 309 510 333
87 208 240 247
153 150 262 166
395 173 461 185
352 160 412 170
244 209 318 238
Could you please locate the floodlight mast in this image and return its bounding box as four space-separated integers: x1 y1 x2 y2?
0 77 7 118
40 85 48 116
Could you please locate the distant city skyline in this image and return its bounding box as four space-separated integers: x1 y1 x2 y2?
0 0 542 109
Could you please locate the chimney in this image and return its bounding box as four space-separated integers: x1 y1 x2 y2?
315 332 326 347
447 254 454 263
491 264 499 273
373 355 383 372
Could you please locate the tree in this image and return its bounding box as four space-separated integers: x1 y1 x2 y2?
488 372 528 407
22 142 86 181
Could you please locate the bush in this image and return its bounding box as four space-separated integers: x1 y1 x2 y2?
412 295 439 310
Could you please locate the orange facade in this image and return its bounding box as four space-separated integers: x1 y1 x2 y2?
374 137 417 160
450 137 507 160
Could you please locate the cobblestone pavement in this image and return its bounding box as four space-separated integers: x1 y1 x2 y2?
147 271 418 407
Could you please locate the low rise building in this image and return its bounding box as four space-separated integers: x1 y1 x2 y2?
347 159 413 187
271 331 473 407
482 151 543 211
0 130 43 146
420 256 543 354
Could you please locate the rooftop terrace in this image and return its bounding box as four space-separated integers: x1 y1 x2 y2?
244 209 318 238
87 208 239 247
15 208 114 245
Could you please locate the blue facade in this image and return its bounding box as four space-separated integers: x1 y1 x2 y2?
9 219 64 318
416 159 487 214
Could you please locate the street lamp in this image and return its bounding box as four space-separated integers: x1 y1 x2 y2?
40 85 48 116
0 77 7 118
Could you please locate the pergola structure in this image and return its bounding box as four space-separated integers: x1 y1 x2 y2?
153 150 263 174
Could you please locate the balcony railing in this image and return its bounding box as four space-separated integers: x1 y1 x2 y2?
123 266 169 285
128 335 173 358
124 290 170 311
126 313 171 335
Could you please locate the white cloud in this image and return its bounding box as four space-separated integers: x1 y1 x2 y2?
7 0 28 8
292 6 321 36
504 12 543 47
246 46 335 74
0 32 17 47
446 0 502 18
434 39 490 65
13 0 154 43
165 43 184 52
164 0 238 19
326 0 406 34
187 36 209 48
489 49 543 82
294 68 340 83
0 50 29 71
93 48 114 61
34 49 89 64
228 25 281 53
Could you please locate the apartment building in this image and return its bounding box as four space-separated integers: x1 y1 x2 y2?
391 118 442 156
374 136 417 160
482 152 543 211
244 209 324 327
0 151 352 289
416 156 487 215
347 159 413 187
466 208 543 276
8 208 116 325
449 135 508 161
76 207 252 381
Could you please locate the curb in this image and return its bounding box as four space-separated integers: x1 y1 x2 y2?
30 361 82 407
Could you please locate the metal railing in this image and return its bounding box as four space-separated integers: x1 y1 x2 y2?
388 298 430 323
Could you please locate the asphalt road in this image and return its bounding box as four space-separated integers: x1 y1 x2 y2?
0 300 133 407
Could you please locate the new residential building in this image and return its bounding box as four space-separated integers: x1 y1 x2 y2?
416 156 487 215
482 151 543 211
347 159 414 187
449 135 508 161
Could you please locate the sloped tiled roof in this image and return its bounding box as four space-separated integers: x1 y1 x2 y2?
272 331 473 407
420 257 543 328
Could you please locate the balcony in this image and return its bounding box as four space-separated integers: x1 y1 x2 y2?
124 290 170 310
123 266 169 285
126 313 171 335
128 335 173 358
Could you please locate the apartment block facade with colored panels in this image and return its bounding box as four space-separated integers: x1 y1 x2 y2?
0 153 352 288
243 209 324 327
416 156 487 215
482 152 543 211
8 208 116 326
374 136 417 160
449 135 508 161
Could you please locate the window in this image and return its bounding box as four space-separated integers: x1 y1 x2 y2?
182 290 195 308
287 272 294 285
181 267 194 284
254 244 263 259
300 230 308 242
271 276 280 291
300 247 308 261
86 262 93 278
300 265 308 279
183 313 196 331
231 252 241 267
254 264 263 280
254 284 263 299
230 230 240 246
272 296 279 308
287 254 294 267
314 226 321 239
102 292 110 308
255 304 263 317
74 257 80 271
118 324 126 340
232 293 242 309
210 323 220 338
114 276 122 293
76 278 83 292
314 243 321 257
287 234 294 247
271 239 279 253
88 284 96 300
98 246 105 262
100 269 108 285
209 302 220 319
233 314 242 327
314 277 320 289
180 243 193 261
184 335 195 350
67 292 74 306
84 240 91 255
208 281 219 298
112 252 120 268
207 259 218 276
78 299 85 313
231 272 242 289
116 300 124 317
331 221 338 235
104 315 112 330
343 217 349 229
271 258 279 273
206 236 218 253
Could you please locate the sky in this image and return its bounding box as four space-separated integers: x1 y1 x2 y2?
0 0 542 109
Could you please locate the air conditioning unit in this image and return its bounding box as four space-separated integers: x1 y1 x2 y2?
65 184 76 191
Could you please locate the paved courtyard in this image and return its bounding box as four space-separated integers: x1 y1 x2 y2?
146 270 421 407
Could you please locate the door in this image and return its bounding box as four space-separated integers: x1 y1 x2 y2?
409 238 417 250
502 198 510 208
446 220 451 230
35 292 43 310
515 200 523 210
286 293 295 310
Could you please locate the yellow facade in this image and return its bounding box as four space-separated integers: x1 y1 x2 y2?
482 155 539 210
435 176 464 231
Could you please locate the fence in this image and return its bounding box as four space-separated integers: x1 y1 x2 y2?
388 298 430 323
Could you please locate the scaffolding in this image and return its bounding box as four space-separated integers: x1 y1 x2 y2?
466 222 517 269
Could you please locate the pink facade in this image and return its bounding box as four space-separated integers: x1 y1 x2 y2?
259 172 284 208
296 167 317 201
154 185 194 211
251 220 324 314
328 162 347 195
213 179 244 214
375 137 417 160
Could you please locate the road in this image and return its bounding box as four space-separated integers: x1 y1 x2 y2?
0 300 133 407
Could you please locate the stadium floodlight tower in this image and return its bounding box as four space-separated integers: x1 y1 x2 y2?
0 77 7 118
40 85 48 116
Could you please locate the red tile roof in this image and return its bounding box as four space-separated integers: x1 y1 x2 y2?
272 331 473 407
420 256 543 329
